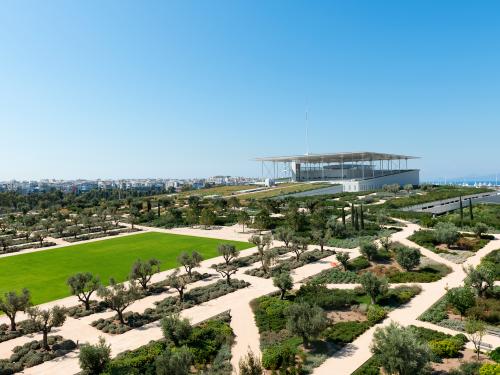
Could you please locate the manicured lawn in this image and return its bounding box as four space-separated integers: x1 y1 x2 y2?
0 232 252 305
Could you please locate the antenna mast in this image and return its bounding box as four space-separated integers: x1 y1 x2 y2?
305 109 310 155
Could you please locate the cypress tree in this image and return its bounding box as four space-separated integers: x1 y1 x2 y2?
351 203 355 228
354 208 360 231
341 207 346 228
469 198 474 221
157 202 161 217
459 196 464 227
360 204 365 230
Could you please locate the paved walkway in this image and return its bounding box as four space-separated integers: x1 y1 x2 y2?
1 220 498 375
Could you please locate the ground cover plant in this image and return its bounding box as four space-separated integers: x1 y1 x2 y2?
0 232 252 305
0 335 76 374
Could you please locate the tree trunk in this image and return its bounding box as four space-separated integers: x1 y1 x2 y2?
9 317 16 332
42 330 49 350
117 310 125 325
179 289 184 302
320 243 324 253
84 298 90 311
280 290 285 300
226 274 231 285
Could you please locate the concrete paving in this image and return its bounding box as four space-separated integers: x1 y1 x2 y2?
0 220 498 375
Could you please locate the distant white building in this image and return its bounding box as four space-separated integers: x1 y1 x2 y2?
256 151 420 192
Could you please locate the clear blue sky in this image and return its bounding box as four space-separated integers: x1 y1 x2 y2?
1 1 499 181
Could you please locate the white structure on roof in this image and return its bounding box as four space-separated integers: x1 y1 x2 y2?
255 151 420 192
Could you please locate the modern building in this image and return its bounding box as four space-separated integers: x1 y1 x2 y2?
255 151 420 192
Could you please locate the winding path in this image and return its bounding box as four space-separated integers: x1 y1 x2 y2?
0 221 498 375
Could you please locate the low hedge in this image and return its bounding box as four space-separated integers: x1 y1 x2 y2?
0 336 76 373
307 268 360 284
490 346 500 363
0 321 39 344
323 321 370 344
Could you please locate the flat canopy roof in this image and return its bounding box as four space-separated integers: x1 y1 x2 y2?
255 151 419 164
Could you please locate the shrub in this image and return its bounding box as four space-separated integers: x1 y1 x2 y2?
490 346 500 363
324 321 370 344
348 256 371 272
79 337 111 375
479 363 500 375
261 342 297 370
429 338 462 358
295 284 357 310
252 296 291 332
419 297 448 323
367 305 387 325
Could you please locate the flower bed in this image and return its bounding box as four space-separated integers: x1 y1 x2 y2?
91 279 250 334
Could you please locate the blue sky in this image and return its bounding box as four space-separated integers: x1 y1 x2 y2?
1 1 499 181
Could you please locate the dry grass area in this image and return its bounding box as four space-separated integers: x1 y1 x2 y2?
431 349 494 373
237 183 333 200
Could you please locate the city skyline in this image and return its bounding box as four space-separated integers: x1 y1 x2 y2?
2 1 500 180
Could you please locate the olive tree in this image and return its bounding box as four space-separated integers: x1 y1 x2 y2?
168 270 189 302
177 251 203 279
473 223 488 238
0 289 31 331
273 270 293 300
27 305 67 350
434 222 459 248
129 258 161 291
312 229 330 253
67 272 101 311
218 243 239 265
395 246 421 271
290 236 308 262
250 234 273 272
360 272 388 304
215 263 238 285
465 318 486 360
371 322 430 375
155 346 193 375
199 208 216 229
446 287 476 319
274 226 294 248
97 279 139 324
336 251 350 271
161 314 192 347
285 302 327 348
79 336 111 375
360 241 378 261
464 263 495 297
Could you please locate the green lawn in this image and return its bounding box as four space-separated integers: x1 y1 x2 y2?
0 232 252 305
